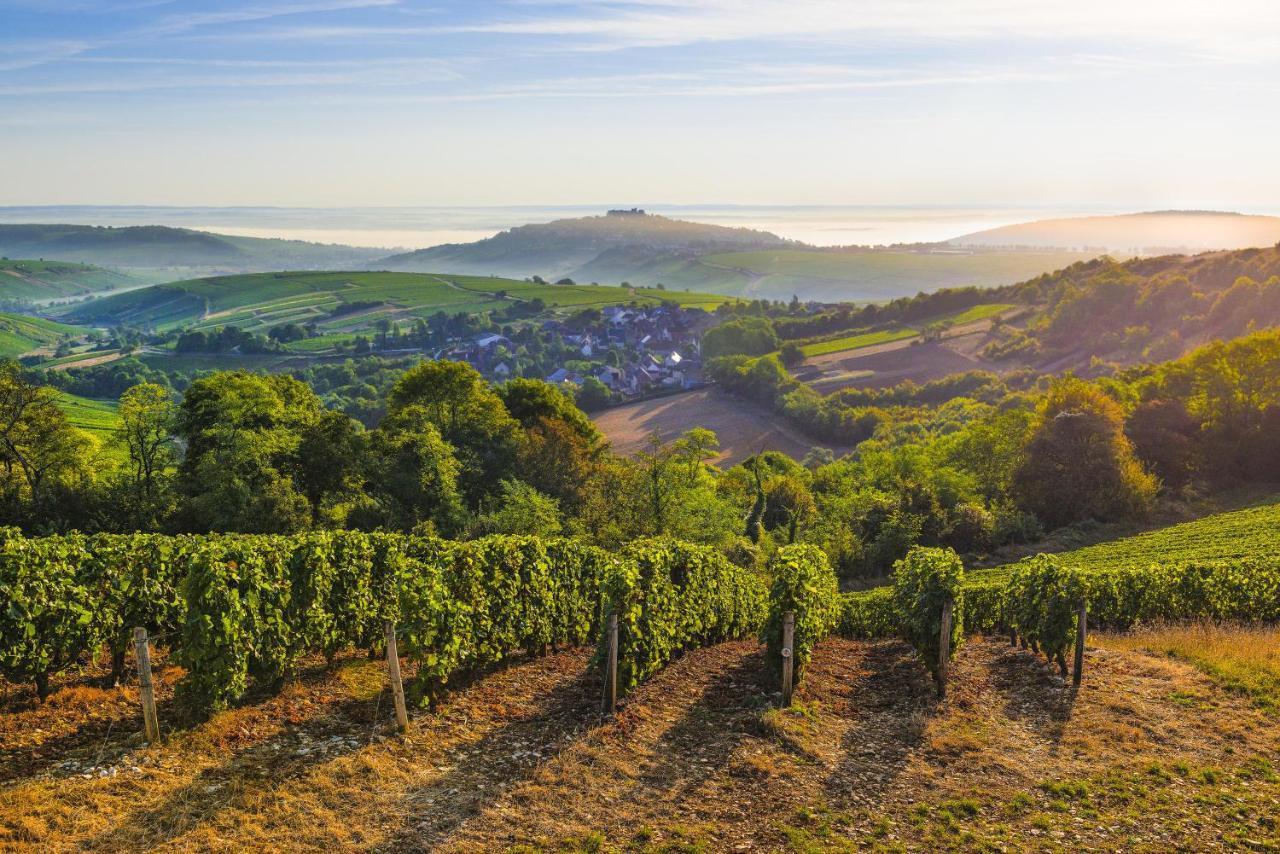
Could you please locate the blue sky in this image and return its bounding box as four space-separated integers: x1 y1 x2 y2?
3 0 1280 208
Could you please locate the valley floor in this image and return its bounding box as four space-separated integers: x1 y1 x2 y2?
4 630 1279 851
591 387 853 466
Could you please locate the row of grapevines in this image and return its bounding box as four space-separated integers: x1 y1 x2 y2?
598 539 767 697
0 532 188 699
174 533 610 715
396 535 608 703
838 555 1280 647
1002 554 1085 676
762 544 839 693
891 547 965 685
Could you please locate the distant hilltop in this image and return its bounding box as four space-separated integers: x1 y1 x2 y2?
374 211 792 282
948 210 1280 253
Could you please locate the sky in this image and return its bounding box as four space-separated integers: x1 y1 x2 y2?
3 0 1280 209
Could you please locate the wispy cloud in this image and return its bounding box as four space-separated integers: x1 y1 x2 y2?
417 0 1280 57
0 0 405 72
0 56 457 96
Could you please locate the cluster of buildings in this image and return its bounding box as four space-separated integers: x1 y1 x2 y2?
439 303 713 400
544 304 710 397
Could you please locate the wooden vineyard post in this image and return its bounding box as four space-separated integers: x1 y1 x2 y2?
384 622 409 734
1073 599 1087 688
603 612 619 715
132 627 160 745
780 610 795 707
937 598 953 699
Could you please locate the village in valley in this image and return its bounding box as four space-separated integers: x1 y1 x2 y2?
436 301 715 404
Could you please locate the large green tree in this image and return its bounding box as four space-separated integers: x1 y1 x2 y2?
111 382 177 529
174 371 322 532
0 364 97 530
1013 379 1156 529
386 360 521 506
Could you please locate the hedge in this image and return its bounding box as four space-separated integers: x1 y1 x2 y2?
762 544 839 693
892 546 965 683
1004 554 1084 676
599 538 766 697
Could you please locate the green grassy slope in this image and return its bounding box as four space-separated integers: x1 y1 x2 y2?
790 302 1015 359
0 312 86 358
0 259 150 302
66 271 735 334
55 392 125 465
976 500 1280 583
1040 502 1280 571
688 248 1097 302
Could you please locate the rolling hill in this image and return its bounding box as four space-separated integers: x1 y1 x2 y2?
0 258 154 303
0 224 386 272
950 210 1280 253
62 270 734 335
986 244 1280 365
376 210 791 279
375 210 1100 302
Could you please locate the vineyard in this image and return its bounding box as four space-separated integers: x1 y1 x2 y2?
7 516 1280 725
4 523 1280 848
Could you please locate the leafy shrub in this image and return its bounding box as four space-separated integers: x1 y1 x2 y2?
81 533 188 681
0 535 98 699
1003 555 1085 674
600 538 766 696
891 546 965 683
173 538 254 714
762 544 839 692
173 535 296 715
396 536 610 705
836 588 896 638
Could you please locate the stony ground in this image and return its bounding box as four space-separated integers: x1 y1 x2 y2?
2 634 1278 852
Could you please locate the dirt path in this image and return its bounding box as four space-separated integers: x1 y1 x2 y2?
46 351 126 371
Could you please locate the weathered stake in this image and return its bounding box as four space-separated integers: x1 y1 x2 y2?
132 627 160 745
384 621 409 733
1073 599 1087 687
780 610 795 707
937 598 953 699
603 612 619 714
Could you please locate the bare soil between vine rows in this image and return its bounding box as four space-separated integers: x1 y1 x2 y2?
2 635 1278 851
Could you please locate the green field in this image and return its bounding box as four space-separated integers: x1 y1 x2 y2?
938 302 1014 325
793 302 1014 359
1037 502 1280 572
0 312 87 358
975 500 1280 583
800 327 917 357
65 271 736 339
55 392 125 465
0 258 152 303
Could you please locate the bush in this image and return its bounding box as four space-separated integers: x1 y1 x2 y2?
600 539 766 696
891 546 965 684
396 535 610 705
81 533 188 681
1003 554 1085 675
762 544 839 693
0 535 98 700
836 588 896 638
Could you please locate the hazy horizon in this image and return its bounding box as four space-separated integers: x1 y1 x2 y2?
6 203 1280 251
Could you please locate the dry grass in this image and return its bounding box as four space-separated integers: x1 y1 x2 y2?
1099 622 1280 712
2 631 1280 851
